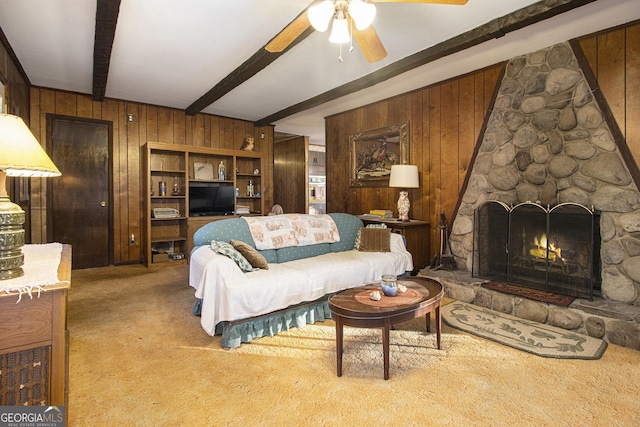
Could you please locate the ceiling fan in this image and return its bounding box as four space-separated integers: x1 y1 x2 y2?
265 0 469 63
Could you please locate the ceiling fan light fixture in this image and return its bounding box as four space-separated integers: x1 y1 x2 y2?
348 0 376 31
308 0 335 32
329 14 350 44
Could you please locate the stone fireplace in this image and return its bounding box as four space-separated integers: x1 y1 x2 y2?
473 201 601 300
449 40 640 305
425 40 640 349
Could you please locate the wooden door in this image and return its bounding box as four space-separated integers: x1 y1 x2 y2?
48 117 112 269
273 134 308 213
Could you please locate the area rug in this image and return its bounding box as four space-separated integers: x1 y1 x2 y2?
482 281 576 307
213 321 444 378
441 301 607 359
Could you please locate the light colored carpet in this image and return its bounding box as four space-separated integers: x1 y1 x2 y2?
67 264 640 426
441 302 607 359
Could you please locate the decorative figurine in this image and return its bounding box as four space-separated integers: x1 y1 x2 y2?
240 135 255 151
172 176 180 196
218 161 226 180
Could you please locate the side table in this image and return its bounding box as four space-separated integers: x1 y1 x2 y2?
0 244 71 408
360 216 430 274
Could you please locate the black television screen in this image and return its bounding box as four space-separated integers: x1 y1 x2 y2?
188 182 235 216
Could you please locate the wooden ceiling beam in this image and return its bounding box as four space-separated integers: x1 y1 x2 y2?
255 0 597 126
185 21 315 116
92 0 121 102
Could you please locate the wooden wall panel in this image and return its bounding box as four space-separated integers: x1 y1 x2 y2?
597 29 626 135
28 87 273 264
76 94 94 118
410 91 424 219
459 75 476 192
625 25 640 164
580 22 640 180
439 81 460 222
428 84 442 254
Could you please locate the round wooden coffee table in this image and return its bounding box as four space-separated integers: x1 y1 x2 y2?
328 276 443 380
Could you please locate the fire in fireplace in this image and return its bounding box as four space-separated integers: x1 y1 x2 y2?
473 201 601 300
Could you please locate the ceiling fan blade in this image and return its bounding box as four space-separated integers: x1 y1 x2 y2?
265 5 315 53
372 0 469 4
352 22 388 63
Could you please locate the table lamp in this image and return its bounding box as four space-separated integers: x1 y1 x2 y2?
0 113 61 280
389 164 419 222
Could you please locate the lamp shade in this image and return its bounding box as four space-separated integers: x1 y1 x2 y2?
308 0 335 32
0 113 61 177
349 0 376 31
329 15 350 44
389 164 419 188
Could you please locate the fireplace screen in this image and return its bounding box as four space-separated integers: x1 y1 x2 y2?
473 202 600 300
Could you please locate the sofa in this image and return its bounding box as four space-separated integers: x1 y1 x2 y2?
189 213 414 348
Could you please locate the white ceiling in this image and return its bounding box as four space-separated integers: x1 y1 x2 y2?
1 0 639 145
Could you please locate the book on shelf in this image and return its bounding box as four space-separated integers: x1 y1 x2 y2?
369 209 393 218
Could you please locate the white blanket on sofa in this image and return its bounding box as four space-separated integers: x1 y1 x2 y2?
189 233 413 336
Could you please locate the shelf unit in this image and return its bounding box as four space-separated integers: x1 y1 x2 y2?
235 154 263 215
144 142 264 266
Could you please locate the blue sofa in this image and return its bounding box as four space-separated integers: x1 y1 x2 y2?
189 213 413 348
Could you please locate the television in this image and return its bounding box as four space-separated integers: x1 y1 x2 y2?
188 182 235 217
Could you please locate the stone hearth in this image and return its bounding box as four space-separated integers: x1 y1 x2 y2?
420 269 640 350
445 41 640 350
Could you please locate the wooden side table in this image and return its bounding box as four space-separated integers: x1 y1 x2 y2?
360 216 430 274
0 244 71 409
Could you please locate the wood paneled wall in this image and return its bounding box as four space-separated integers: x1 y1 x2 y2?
0 39 29 119
326 21 640 260
326 65 503 258
579 23 640 166
29 87 274 264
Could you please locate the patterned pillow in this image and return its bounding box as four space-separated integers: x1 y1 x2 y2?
358 227 391 252
354 223 388 249
230 240 269 270
210 241 258 272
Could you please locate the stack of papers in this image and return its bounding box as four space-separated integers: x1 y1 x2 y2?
236 204 250 214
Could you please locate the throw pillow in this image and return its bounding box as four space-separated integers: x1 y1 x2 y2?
354 223 388 249
358 227 391 252
230 240 269 270
210 241 258 272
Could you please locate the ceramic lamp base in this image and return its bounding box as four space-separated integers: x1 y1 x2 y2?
397 190 410 221
0 195 26 280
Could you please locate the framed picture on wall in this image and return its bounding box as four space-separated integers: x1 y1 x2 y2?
349 121 409 187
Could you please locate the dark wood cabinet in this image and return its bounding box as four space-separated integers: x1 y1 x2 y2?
0 244 71 409
360 217 430 275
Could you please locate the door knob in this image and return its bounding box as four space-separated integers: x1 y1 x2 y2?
100 201 107 207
